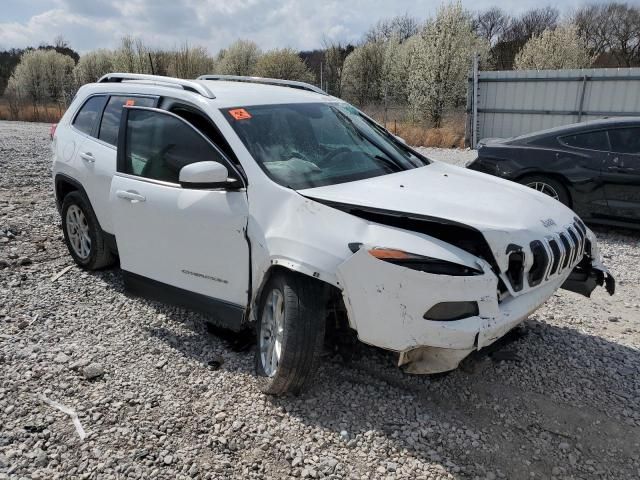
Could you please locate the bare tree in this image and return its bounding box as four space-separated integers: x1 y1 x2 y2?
607 3 640 67
168 43 214 78
516 7 560 38
474 7 509 45
572 4 613 56
364 14 420 43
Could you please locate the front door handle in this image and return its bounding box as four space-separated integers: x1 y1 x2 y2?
80 152 95 163
116 190 146 203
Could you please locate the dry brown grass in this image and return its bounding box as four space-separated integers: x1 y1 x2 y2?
371 110 467 149
0 98 63 123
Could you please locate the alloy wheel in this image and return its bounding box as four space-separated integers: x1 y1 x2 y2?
526 181 560 201
66 205 91 259
259 288 285 377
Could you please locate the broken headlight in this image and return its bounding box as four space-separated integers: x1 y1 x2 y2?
350 244 482 276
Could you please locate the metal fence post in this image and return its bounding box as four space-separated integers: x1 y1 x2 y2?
472 53 479 149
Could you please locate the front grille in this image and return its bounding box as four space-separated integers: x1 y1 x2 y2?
541 224 585 282
503 223 586 293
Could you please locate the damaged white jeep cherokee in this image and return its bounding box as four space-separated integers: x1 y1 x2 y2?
52 73 615 394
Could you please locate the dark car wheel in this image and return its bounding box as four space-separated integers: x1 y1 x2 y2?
61 191 115 270
520 175 571 207
255 271 326 396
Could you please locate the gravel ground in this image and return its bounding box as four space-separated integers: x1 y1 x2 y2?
1 120 639 480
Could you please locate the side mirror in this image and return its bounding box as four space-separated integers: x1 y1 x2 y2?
179 161 230 188
394 135 407 145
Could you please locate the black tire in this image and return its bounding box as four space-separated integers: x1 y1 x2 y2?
61 191 115 270
255 271 327 395
519 175 571 207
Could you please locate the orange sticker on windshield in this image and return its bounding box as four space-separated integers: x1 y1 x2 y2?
229 108 252 120
125 99 135 106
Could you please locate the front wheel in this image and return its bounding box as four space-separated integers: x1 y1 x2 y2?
255 271 327 395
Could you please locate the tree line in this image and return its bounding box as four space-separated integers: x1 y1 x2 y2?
2 1 640 126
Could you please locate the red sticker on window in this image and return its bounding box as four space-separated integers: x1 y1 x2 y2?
229 108 252 120
125 99 135 106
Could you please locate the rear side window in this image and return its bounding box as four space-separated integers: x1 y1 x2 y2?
123 109 226 183
560 131 609 151
73 96 107 136
99 96 157 146
608 127 640 154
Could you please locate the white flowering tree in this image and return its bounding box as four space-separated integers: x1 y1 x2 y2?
74 50 115 85
340 41 385 106
255 48 314 82
6 49 75 118
514 25 593 70
215 40 261 76
408 2 488 127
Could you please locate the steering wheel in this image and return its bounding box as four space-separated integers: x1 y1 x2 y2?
319 147 352 165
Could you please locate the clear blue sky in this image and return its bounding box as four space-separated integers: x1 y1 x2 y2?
0 0 625 53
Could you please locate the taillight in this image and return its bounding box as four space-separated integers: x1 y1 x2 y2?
49 123 57 140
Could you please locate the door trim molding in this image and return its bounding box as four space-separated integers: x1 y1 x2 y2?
122 271 246 331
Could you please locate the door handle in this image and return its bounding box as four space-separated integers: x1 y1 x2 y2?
80 152 95 163
116 190 146 203
607 166 634 173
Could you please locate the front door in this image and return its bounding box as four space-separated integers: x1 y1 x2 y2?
603 126 640 223
109 106 250 324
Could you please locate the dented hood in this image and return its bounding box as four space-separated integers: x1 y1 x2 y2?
300 161 579 269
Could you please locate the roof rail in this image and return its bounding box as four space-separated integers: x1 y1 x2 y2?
97 73 215 99
197 75 327 95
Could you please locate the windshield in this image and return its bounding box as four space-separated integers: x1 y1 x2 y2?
222 102 429 189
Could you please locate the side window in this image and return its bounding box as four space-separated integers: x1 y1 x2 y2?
72 96 107 136
560 131 609 151
99 96 156 146
123 109 226 184
608 127 640 154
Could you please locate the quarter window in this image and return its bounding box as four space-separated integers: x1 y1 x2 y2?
608 127 640 154
73 96 107 136
123 109 226 184
560 131 609 151
99 96 156 146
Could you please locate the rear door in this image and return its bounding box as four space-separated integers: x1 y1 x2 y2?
79 94 158 234
109 106 250 323
603 126 640 223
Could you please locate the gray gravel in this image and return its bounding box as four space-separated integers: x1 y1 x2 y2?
1 120 640 479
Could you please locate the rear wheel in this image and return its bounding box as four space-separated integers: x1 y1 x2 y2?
61 191 115 270
255 271 326 395
520 175 570 206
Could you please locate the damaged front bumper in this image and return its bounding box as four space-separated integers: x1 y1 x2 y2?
561 258 615 297
337 249 614 375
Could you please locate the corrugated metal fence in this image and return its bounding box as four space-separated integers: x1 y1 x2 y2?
466 67 640 147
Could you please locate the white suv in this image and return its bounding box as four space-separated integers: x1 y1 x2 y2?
52 73 615 394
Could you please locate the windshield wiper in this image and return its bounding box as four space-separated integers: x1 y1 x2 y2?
372 154 401 172
332 107 405 170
